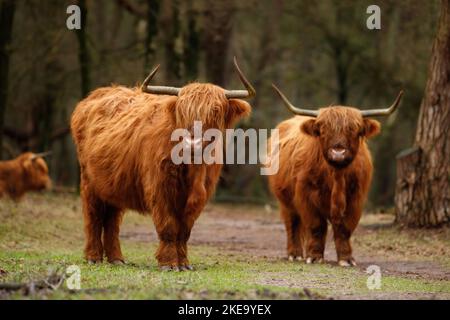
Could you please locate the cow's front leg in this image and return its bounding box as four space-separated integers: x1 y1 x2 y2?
280 204 303 261
176 165 208 270
332 224 356 266
176 225 194 271
302 210 327 264
153 213 180 270
332 204 361 267
177 184 207 270
154 224 196 271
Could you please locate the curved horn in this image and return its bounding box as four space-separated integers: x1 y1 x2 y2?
224 57 256 99
31 151 52 160
272 84 319 117
360 91 404 117
141 64 181 96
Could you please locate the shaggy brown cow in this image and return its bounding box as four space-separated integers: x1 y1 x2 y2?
268 86 403 266
71 58 255 270
0 152 52 200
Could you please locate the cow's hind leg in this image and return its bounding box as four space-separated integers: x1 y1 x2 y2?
103 206 125 264
280 204 303 261
81 187 105 264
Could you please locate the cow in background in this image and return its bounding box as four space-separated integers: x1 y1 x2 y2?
269 85 402 266
71 58 255 270
0 152 52 200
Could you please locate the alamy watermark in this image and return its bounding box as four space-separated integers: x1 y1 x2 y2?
66 5 81 30
367 5 381 30
170 121 279 175
366 265 382 290
67 4 382 31
66 265 81 290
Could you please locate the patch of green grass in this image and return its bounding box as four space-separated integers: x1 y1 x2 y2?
2 242 449 299
0 243 310 299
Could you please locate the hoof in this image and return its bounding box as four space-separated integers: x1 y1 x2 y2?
306 257 323 264
87 259 102 265
159 265 181 272
160 264 194 272
338 259 357 267
160 265 173 272
288 255 303 262
110 260 125 265
180 265 194 271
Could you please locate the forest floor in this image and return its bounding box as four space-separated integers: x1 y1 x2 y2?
0 192 449 300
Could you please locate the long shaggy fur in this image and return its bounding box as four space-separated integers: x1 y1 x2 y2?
268 107 380 265
71 83 251 267
0 152 51 200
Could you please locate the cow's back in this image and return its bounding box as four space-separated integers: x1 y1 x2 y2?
70 86 174 210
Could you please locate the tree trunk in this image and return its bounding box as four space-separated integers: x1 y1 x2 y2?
395 0 450 227
76 0 91 97
182 1 199 81
0 0 16 159
203 0 234 86
160 0 181 84
143 0 160 74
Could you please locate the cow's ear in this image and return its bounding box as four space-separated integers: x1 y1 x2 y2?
227 99 251 126
363 119 380 138
163 96 179 123
301 119 319 136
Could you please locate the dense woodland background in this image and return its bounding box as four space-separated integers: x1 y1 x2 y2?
0 0 442 208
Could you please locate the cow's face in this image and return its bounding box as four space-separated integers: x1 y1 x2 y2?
144 58 253 138
301 107 380 169
166 83 251 153
22 153 52 191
